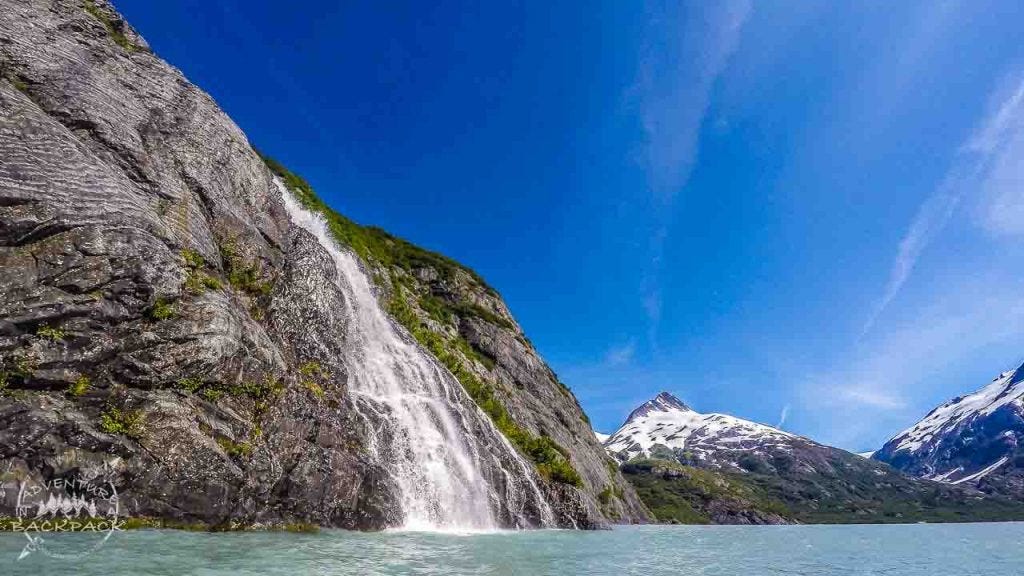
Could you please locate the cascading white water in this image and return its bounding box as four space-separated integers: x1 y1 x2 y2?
277 181 553 531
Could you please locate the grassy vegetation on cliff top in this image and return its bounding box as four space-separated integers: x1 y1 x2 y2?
261 154 496 294
261 155 583 488
83 0 141 52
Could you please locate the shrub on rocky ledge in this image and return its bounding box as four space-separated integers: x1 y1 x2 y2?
217 437 252 458
99 406 147 439
36 324 66 341
182 249 223 293
147 297 176 321
67 375 91 397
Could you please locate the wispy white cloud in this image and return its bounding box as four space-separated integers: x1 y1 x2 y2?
863 72 1024 335
775 404 790 429
836 388 907 410
634 0 752 198
973 75 1024 236
632 1 752 334
604 341 637 367
978 134 1024 235
966 75 1024 154
862 176 964 335
642 288 662 325
807 273 1024 449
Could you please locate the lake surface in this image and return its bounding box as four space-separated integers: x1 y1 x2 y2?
2 523 1023 575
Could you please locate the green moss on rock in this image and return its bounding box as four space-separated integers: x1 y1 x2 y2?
175 377 203 393
82 0 140 52
299 362 328 399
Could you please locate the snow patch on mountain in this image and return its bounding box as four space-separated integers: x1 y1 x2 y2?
953 456 1009 485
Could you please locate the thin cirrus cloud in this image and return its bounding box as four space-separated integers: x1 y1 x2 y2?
838 387 908 411
775 404 790 429
862 71 1024 336
631 0 752 335
573 4 752 419
604 341 637 367
974 75 1024 236
812 72 1024 448
813 274 1024 449
633 0 752 199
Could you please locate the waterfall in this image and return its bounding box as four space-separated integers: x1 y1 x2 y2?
276 180 553 531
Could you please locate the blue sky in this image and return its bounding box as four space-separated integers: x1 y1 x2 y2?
116 0 1024 452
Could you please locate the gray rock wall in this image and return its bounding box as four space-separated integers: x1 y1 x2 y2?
0 0 649 528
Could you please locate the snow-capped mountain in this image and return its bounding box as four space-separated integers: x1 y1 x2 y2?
873 363 1024 495
608 391 1024 523
604 392 798 469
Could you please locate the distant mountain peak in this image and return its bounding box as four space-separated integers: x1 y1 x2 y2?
654 391 689 409
874 361 1024 489
606 393 794 465
625 391 692 422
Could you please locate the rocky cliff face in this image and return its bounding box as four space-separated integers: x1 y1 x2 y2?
0 0 648 529
873 363 1024 498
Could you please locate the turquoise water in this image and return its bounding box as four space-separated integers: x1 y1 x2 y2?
2 523 1023 575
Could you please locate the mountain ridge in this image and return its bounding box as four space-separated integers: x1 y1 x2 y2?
609 391 1024 524
873 361 1024 498
604 391 797 471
